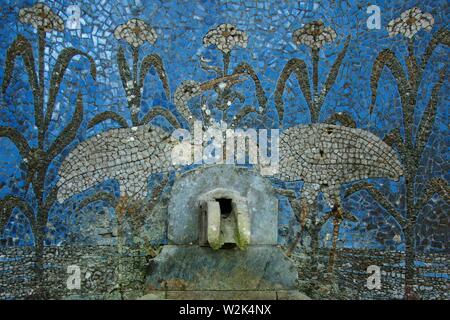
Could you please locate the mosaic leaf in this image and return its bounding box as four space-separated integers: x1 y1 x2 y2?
139 53 170 100
232 62 267 110
370 49 410 115
275 58 312 125
2 35 38 96
415 69 446 156
46 92 84 160
0 195 35 235
0 127 31 159
139 106 180 128
87 111 129 129
345 181 406 226
317 36 351 109
45 48 96 132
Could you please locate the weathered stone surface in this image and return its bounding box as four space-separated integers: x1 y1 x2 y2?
137 291 166 300
138 290 311 300
145 245 298 291
168 165 278 245
276 290 311 300
166 290 277 300
0 246 146 300
140 191 170 243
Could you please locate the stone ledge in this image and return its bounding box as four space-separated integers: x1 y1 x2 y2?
139 290 311 300
145 245 298 291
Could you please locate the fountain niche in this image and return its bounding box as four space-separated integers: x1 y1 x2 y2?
144 165 307 299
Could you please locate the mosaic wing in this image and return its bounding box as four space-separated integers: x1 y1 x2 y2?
278 124 403 186
57 125 174 202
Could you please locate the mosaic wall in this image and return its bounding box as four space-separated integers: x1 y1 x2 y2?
0 0 448 299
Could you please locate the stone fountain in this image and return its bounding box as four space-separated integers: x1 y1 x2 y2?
144 165 307 299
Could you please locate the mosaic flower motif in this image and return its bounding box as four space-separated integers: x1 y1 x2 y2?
387 7 434 39
292 21 337 50
114 18 157 48
203 23 248 54
18 3 64 32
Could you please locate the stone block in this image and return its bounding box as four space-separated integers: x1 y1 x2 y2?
146 245 298 291
168 165 278 245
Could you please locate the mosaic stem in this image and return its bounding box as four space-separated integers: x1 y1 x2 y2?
311 48 319 122
37 28 45 149
222 51 230 76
